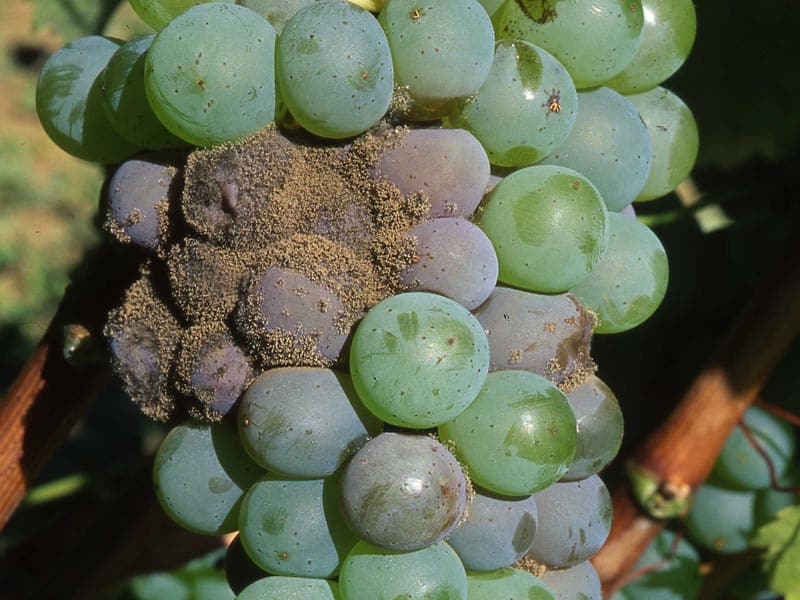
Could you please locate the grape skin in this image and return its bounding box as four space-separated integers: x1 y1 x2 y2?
539 561 602 600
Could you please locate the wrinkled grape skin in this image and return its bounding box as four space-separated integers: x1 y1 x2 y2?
539 561 602 600
339 540 468 600
375 128 490 218
340 433 467 551
105 155 180 251
473 287 594 385
628 86 699 202
562 376 624 481
446 40 577 167
570 213 668 334
379 0 494 119
478 165 609 293
36 35 137 163
153 422 263 535
439 370 577 497
446 490 538 571
542 87 652 212
494 0 644 89
349 292 489 429
607 0 697 94
401 218 498 310
526 475 613 568
467 568 555 599
238 475 357 577
276 1 393 138
145 3 277 146
238 367 382 477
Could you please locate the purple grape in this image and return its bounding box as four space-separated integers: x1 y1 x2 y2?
237 265 349 367
104 274 181 421
473 286 596 387
175 323 254 420
104 153 182 251
167 237 251 324
526 475 612 569
445 490 538 571
375 128 490 218
340 432 467 551
401 218 498 310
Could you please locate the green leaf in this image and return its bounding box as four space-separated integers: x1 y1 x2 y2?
32 0 123 39
751 505 800 600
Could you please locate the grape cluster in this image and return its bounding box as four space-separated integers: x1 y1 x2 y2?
35 0 700 597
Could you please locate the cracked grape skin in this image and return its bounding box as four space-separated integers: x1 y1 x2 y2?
438 370 577 496
349 292 489 429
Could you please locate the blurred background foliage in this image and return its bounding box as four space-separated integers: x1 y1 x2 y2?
0 0 799 598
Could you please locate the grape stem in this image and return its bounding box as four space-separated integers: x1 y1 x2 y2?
592 238 800 594
602 527 685 598
737 418 800 495
754 397 800 428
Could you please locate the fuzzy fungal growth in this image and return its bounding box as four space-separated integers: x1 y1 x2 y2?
104 124 427 421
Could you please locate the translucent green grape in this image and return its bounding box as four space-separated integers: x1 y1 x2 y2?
438 370 577 496
685 484 756 554
606 0 697 94
467 568 555 599
541 87 652 212
237 0 317 33
100 35 184 149
276 1 393 138
569 213 668 334
145 2 276 146
238 475 357 577
478 165 609 293
36 35 138 162
379 0 494 119
445 40 577 167
237 576 338 599
338 540 468 599
152 421 263 535
349 292 489 429
628 86 699 202
129 0 216 31
494 0 644 89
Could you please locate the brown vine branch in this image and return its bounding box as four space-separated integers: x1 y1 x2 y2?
0 244 139 531
603 527 685 598
593 239 800 595
738 418 800 495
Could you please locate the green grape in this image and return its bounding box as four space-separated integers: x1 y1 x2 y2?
606 0 697 94
349 292 489 429
445 40 577 167
494 0 644 89
478 165 609 293
709 405 796 491
338 540 468 599
684 483 756 554
100 35 184 149
237 576 338 599
379 0 494 119
145 2 277 146
238 475 357 577
541 87 652 212
276 1 393 138
130 0 217 30
36 35 139 162
438 370 577 496
237 0 317 33
467 568 555 600
569 213 668 334
628 86 699 202
153 421 263 535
